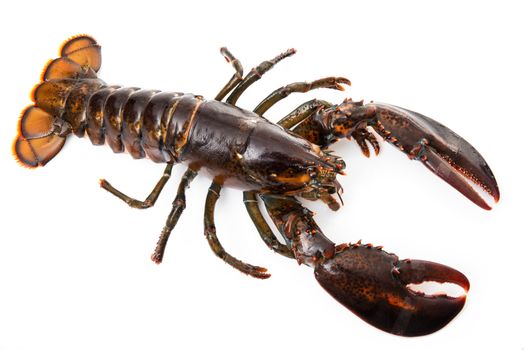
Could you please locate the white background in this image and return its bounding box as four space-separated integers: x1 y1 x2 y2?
1 1 522 349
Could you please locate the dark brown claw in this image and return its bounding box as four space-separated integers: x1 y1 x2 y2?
314 244 469 336
368 103 499 209
261 195 469 336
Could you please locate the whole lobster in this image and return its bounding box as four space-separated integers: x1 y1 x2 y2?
14 35 498 336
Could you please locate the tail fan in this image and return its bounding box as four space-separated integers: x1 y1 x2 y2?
14 106 66 168
14 35 102 168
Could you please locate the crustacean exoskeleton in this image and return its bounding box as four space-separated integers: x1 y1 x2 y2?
13 35 498 336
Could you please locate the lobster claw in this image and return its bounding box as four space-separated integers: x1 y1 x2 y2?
314 244 470 336
368 103 499 210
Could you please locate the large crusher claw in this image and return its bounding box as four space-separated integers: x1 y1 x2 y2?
314 244 470 336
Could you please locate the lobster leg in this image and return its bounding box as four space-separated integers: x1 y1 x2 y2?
276 99 332 129
226 48 296 105
151 167 198 263
215 47 244 101
205 181 271 279
253 77 350 115
243 191 294 259
99 162 174 209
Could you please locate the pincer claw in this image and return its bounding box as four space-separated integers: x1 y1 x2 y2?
368 102 499 210
397 259 470 292
314 244 469 336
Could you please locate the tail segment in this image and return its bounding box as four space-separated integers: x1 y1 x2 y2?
14 35 102 168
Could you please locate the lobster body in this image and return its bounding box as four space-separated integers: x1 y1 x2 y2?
28 77 341 192
14 35 500 337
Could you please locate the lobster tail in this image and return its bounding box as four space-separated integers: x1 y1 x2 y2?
48 35 101 79
14 106 66 168
13 35 102 168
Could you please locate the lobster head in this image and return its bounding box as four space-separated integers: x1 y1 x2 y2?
245 119 346 210
314 243 469 337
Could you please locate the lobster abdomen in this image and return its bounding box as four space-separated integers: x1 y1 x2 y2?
13 35 203 167
84 85 197 163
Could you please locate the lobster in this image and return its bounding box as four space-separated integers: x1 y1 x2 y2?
13 35 499 336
